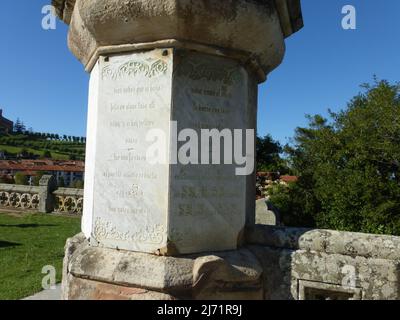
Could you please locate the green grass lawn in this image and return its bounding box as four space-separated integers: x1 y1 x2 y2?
0 212 81 300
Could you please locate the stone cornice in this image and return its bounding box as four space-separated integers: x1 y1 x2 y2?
52 0 303 39
52 0 304 80
52 0 76 24
274 0 304 38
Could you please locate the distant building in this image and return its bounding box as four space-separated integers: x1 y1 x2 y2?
256 172 299 199
279 175 299 184
0 109 13 133
0 159 84 186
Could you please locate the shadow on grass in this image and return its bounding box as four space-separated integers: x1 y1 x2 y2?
0 224 57 228
0 240 21 248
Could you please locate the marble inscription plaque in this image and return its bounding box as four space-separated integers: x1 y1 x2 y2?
91 49 173 252
170 51 249 253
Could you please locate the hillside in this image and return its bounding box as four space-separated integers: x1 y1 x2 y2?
0 133 85 160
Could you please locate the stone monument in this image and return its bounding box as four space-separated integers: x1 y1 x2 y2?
54 0 304 299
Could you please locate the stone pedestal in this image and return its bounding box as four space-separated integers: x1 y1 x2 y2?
62 233 264 300
54 0 303 299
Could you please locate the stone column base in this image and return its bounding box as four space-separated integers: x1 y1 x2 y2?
62 234 264 300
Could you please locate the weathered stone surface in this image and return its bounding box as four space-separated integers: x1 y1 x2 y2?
66 276 176 300
69 246 194 293
291 250 400 300
38 175 57 213
248 225 400 300
255 199 280 225
247 225 400 260
52 0 303 79
62 234 193 298
53 0 303 38
297 280 363 301
62 234 264 300
250 245 400 300
52 0 76 24
248 245 293 300
63 226 400 300
61 232 87 300
193 249 263 284
192 249 263 300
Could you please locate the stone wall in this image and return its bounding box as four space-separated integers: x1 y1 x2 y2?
62 225 400 300
246 225 400 300
0 175 83 215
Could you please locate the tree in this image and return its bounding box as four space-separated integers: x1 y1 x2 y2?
0 175 14 184
32 171 45 186
72 179 84 189
58 176 65 188
14 172 29 186
13 118 26 134
256 135 289 173
19 148 29 159
43 150 52 159
271 79 400 235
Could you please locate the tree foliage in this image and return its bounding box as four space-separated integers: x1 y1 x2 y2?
14 172 29 186
271 80 400 235
256 135 289 173
58 177 65 188
32 172 45 186
72 179 84 189
13 119 26 134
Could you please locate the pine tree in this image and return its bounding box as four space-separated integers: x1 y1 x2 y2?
13 118 25 134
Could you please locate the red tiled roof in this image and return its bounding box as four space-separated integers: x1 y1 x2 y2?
280 175 298 183
0 160 85 173
257 172 280 178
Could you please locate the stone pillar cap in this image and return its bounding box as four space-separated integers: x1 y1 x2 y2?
52 0 303 81
53 0 303 37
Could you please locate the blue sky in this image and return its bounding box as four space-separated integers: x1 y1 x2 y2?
0 0 399 144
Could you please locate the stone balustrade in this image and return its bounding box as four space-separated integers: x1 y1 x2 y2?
0 184 41 210
0 175 83 215
53 188 84 214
